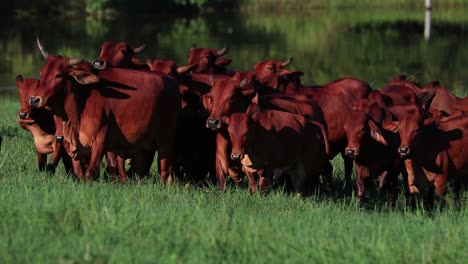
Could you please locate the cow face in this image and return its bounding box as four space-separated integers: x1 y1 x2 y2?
146 59 197 77
252 58 302 90
344 100 388 158
204 77 253 130
222 113 252 162
16 75 40 120
381 104 432 156
187 47 229 74
93 41 145 70
29 56 99 108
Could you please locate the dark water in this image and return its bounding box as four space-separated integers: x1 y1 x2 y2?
1 8 467 99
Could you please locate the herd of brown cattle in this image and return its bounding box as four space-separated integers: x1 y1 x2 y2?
15 38 468 203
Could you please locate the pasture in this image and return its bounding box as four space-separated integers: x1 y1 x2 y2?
0 98 467 263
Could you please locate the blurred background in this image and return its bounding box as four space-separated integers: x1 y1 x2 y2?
1 0 467 97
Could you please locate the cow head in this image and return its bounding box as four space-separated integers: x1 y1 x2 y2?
30 39 99 109
186 47 230 74
92 41 146 70
222 112 257 162
344 94 388 158
146 59 197 77
252 58 303 91
203 76 254 130
16 75 40 121
380 104 433 157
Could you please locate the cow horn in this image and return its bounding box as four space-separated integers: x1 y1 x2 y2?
69 58 84 66
132 44 146 54
36 37 49 59
280 57 293 67
215 47 229 57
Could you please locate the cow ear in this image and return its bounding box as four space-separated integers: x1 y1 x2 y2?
176 64 197 75
70 69 100 85
16 75 24 85
202 94 212 113
251 91 259 105
423 117 435 126
221 116 230 125
382 121 400 133
417 91 436 110
368 120 388 146
368 103 383 122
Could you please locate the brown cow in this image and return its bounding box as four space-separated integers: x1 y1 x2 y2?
223 109 330 195
407 114 468 200
343 94 403 203
16 75 72 173
92 41 148 70
29 48 180 181
419 81 468 115
185 47 231 74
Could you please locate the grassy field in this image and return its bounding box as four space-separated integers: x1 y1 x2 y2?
0 98 467 263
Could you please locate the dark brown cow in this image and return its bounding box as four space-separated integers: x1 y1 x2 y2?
185 47 231 74
407 114 468 200
223 109 330 195
419 81 468 115
16 75 72 173
29 49 180 181
92 41 148 70
343 93 403 203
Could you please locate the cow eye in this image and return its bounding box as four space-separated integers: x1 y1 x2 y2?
55 73 64 78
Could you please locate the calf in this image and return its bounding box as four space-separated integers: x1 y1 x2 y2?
16 75 72 173
223 109 330 195
407 114 468 200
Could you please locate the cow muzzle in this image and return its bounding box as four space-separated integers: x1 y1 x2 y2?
230 154 244 162
398 146 410 156
206 118 221 130
345 148 359 158
18 112 29 120
29 96 42 108
92 59 107 70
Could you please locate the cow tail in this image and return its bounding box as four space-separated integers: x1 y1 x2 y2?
309 120 330 156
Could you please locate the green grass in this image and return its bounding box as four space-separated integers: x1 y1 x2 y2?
1 95 468 263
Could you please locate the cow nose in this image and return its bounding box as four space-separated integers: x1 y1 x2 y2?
230 154 243 161
399 146 410 155
18 112 29 119
29 96 41 108
345 148 357 158
92 59 106 69
206 118 221 129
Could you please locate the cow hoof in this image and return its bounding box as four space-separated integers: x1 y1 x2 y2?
184 183 192 190
46 164 56 174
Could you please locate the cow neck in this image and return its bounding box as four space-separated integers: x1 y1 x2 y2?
52 80 90 132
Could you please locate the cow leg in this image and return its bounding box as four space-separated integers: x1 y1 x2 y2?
258 168 272 192
117 156 128 182
84 131 106 180
404 159 420 194
355 163 369 202
342 152 354 184
215 133 230 191
61 151 73 175
46 138 62 174
320 160 333 197
105 152 118 181
434 175 448 202
37 151 47 172
158 156 174 185
242 168 257 193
